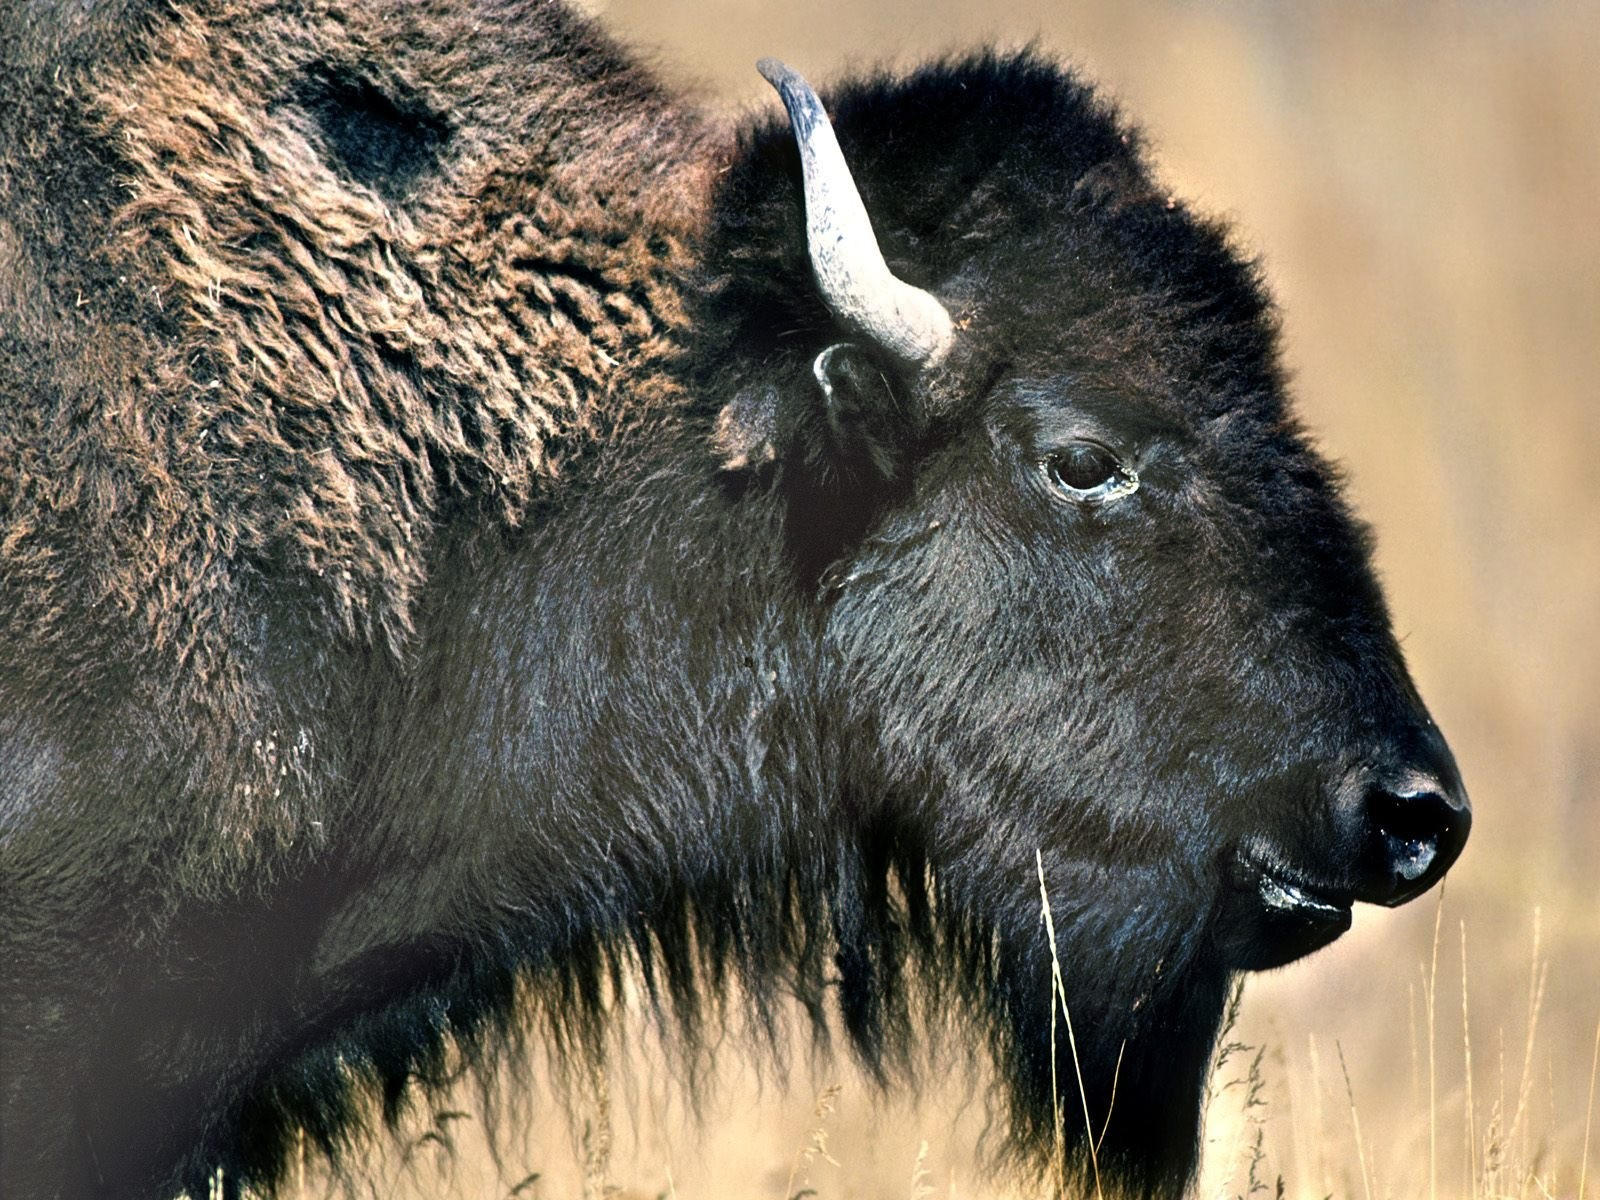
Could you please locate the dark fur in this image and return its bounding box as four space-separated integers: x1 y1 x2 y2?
1 4 1453 1198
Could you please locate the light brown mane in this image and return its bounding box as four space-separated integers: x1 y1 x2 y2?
0 0 721 867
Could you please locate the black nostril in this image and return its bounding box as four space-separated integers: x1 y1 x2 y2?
1370 788 1457 876
1360 780 1471 906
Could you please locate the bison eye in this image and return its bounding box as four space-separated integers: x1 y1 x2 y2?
1044 441 1139 503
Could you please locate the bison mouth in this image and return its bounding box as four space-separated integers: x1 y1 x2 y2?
1215 847 1354 970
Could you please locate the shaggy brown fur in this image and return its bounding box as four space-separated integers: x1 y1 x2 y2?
0 0 715 877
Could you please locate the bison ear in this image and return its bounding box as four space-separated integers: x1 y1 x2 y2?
712 343 911 478
808 341 908 481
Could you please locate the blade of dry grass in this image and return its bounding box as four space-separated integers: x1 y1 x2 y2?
1037 850 1105 1200
781 1083 843 1200
1410 977 1423 1111
1580 1014 1600 1200
580 1063 613 1200
1337 1039 1375 1200
1428 885 1444 1200
1308 1033 1329 1200
1462 919 1479 1200
1508 908 1549 1177
910 1139 934 1200
1095 1042 1125 1159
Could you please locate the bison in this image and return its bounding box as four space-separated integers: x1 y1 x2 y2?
0 1 1469 1197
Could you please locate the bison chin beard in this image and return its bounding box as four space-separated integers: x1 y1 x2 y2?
946 866 1232 1199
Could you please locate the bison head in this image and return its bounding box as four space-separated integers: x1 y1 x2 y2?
699 55 1469 1192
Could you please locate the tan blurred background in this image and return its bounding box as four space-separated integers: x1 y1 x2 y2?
304 1 1600 1196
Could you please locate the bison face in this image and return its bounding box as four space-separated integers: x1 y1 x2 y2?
821 351 1469 970
704 55 1468 1191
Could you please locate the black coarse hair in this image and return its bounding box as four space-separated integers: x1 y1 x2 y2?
699 49 1284 425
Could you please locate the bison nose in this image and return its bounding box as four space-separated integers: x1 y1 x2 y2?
1346 734 1470 907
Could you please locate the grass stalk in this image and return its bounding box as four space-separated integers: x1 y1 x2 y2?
1508 907 1549 1176
1337 1039 1375 1200
910 1140 934 1200
781 1082 842 1200
1308 1034 1329 1198
1428 886 1444 1200
1037 850 1104 1200
1410 978 1423 1112
1580 1014 1600 1200
1462 919 1478 1200
1095 1042 1124 1159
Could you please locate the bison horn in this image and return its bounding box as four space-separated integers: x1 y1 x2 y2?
757 58 955 368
